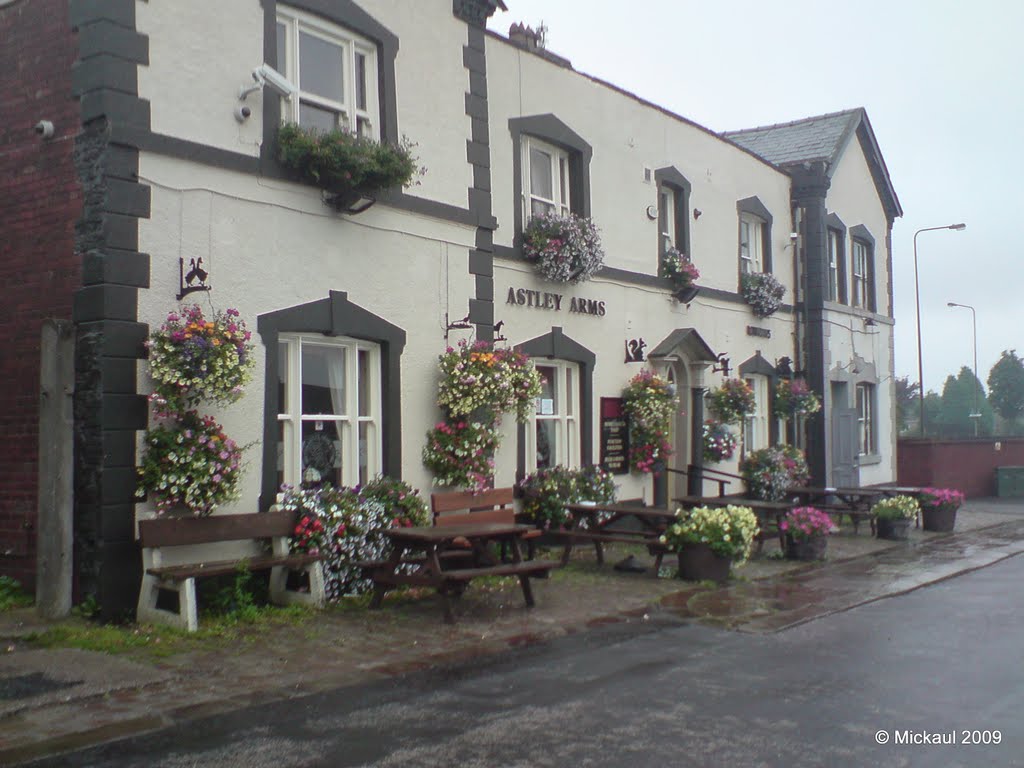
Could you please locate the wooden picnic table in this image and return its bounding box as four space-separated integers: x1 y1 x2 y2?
674 495 792 552
786 486 879 534
558 502 676 569
364 522 559 623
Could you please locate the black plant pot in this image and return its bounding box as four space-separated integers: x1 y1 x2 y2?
784 534 828 561
876 517 911 541
677 544 732 583
672 284 701 303
921 504 958 533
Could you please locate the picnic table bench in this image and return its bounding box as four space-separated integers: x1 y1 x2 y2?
557 502 676 571
786 486 881 534
136 510 326 632
362 523 558 623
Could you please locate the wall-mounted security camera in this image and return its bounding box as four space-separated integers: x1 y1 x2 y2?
234 105 252 123
34 120 55 139
240 63 297 100
789 231 799 240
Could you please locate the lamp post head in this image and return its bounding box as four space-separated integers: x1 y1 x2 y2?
949 223 967 231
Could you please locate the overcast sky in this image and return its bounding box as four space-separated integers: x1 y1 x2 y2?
488 0 1022 395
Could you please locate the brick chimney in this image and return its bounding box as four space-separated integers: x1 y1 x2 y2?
509 22 543 51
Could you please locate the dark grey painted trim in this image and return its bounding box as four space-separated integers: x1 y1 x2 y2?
655 166 692 265
737 195 774 276
509 114 594 246
469 250 493 277
514 327 597 481
738 352 777 378
70 0 152 620
453 0 507 26
475 276 494 302
256 291 407 511
260 1 400 175
493 246 795 314
849 224 875 247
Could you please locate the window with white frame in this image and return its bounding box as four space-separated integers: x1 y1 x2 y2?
856 382 876 455
658 185 676 255
743 375 770 453
276 335 381 489
852 239 872 309
827 229 843 302
739 213 765 274
523 136 571 220
276 7 379 138
526 361 580 472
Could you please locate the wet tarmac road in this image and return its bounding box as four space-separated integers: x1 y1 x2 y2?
27 552 1024 768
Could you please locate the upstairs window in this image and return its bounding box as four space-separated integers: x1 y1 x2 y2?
523 136 570 218
276 8 379 138
827 229 846 303
658 186 676 255
739 214 765 274
851 239 874 310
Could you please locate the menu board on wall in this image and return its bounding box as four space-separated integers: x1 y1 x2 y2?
600 397 630 475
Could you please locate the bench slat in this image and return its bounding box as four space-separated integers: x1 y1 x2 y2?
440 559 559 581
139 511 298 548
148 552 321 581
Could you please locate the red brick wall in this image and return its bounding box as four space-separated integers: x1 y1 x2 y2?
897 438 1024 498
0 0 80 590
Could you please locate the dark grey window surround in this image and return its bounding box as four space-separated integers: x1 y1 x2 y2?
655 166 691 264
849 224 877 313
256 291 406 510
736 196 773 280
508 114 593 246
514 327 596 481
826 211 847 304
737 351 779 444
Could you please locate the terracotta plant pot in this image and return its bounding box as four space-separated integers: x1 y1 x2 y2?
677 543 731 583
921 504 958 533
876 517 911 541
784 534 828 561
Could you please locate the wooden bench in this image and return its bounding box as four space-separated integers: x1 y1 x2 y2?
431 487 542 560
137 511 326 632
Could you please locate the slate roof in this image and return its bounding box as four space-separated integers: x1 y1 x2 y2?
722 109 862 168
723 108 902 219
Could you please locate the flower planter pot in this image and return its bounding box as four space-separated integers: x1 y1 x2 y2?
676 544 732 583
921 504 959 533
672 284 700 303
876 517 911 541
784 534 828 561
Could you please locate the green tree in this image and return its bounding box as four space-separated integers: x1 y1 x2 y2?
987 350 1024 428
895 376 920 434
936 367 993 437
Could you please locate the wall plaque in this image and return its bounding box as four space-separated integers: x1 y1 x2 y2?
600 397 630 475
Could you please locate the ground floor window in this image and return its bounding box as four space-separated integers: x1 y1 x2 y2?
526 360 580 472
276 335 382 488
743 374 770 453
856 382 876 455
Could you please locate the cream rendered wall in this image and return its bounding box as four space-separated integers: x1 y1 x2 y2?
486 38 794 298
823 137 897 483
135 152 477 518
136 0 473 209
136 0 264 158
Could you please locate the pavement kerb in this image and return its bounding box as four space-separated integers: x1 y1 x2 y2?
3 512 1024 765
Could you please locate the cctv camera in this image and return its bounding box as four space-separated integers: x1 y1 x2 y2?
34 120 55 139
252 63 296 98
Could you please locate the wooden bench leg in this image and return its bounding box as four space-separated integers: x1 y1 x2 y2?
652 552 664 577
594 540 605 566
369 579 389 609
439 586 456 624
517 574 535 608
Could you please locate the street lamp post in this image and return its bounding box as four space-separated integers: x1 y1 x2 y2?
947 301 980 436
914 223 966 436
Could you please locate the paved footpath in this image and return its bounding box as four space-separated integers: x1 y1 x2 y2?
2 505 1024 766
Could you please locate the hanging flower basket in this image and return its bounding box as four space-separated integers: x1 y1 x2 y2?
422 420 500 493
774 378 822 418
740 272 785 317
740 445 810 501
702 420 737 463
277 123 421 211
707 379 755 425
519 465 616 528
145 305 254 411
662 247 700 295
621 370 678 473
522 212 604 284
435 340 542 423
135 410 244 516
